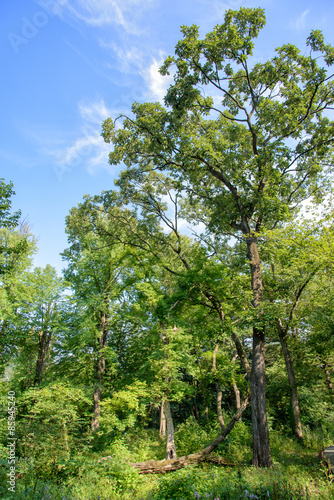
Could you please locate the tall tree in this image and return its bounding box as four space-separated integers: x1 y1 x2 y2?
102 8 334 466
62 201 137 432
10 265 63 388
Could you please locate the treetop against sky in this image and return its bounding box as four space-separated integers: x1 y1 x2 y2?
1 0 334 271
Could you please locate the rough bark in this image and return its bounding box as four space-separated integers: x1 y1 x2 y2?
246 235 272 467
33 328 53 386
158 326 178 459
100 393 249 474
159 399 166 438
277 319 303 442
91 310 108 432
251 327 271 467
164 399 177 459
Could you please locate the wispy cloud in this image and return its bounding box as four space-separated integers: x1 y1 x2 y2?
51 0 156 34
54 98 114 178
291 9 310 32
101 42 145 73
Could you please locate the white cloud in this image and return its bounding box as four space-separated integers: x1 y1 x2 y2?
141 55 174 104
291 9 310 32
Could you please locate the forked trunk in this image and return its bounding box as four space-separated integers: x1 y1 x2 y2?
246 235 272 467
277 319 303 442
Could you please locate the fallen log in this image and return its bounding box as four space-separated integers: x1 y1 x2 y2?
100 392 249 474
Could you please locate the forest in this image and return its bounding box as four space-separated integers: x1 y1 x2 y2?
1 7 334 500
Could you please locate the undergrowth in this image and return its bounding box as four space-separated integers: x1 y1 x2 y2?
0 425 332 500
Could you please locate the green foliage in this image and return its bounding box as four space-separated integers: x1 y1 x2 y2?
13 382 91 477
0 179 21 230
175 416 216 455
100 381 149 433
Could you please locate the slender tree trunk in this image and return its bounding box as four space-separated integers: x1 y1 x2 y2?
212 343 225 431
34 328 53 386
246 235 272 467
159 399 166 438
232 380 241 412
277 319 303 442
215 381 225 431
164 399 177 459
231 354 241 414
231 332 251 377
158 325 177 459
91 310 108 432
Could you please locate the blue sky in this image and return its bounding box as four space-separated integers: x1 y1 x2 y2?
1 0 334 273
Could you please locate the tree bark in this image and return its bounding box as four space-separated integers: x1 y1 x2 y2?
159 399 166 438
232 380 241 412
231 332 251 378
33 328 53 386
100 393 249 474
33 302 55 386
158 326 178 459
231 353 241 414
215 381 225 431
91 310 108 432
164 399 177 459
277 319 303 442
246 235 272 467
212 343 225 431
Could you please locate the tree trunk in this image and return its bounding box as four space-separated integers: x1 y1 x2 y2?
212 343 225 430
246 235 272 467
251 327 271 467
231 353 241 414
34 328 53 386
215 381 225 431
231 332 251 378
91 310 108 432
232 380 241 412
158 326 178 458
100 393 249 474
164 399 177 459
277 319 303 442
159 399 166 438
